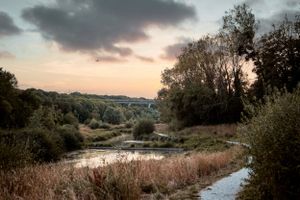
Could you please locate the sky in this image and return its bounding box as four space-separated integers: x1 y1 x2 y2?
0 0 299 98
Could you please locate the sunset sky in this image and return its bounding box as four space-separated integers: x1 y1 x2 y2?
0 0 299 98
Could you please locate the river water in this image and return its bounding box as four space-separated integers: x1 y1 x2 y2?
64 149 165 168
199 142 251 200
199 168 250 200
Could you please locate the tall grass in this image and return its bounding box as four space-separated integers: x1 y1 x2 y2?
0 147 241 200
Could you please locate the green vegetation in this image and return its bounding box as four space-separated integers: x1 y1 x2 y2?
239 90 300 200
157 4 255 127
0 67 158 170
103 106 125 124
0 2 300 199
132 118 155 140
157 5 300 129
250 18 300 99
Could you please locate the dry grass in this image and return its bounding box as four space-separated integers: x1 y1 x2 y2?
179 124 237 137
0 147 242 200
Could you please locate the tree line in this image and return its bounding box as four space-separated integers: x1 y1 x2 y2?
0 68 158 169
157 4 300 129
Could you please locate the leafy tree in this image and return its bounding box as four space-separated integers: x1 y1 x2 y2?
88 118 100 129
252 17 300 99
0 68 39 128
103 106 125 125
157 4 256 127
57 125 83 151
63 112 79 128
28 106 62 130
133 118 155 140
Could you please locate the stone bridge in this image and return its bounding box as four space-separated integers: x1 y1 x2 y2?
107 99 155 108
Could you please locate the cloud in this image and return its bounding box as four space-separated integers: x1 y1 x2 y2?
0 51 15 59
136 55 154 63
242 0 300 34
160 37 192 60
95 55 127 63
22 0 196 57
0 11 21 37
285 0 300 7
258 9 300 34
243 0 264 7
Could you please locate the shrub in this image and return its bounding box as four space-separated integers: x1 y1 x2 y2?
88 118 100 129
32 129 63 162
20 128 64 162
103 107 125 125
57 125 83 151
132 119 154 140
240 90 300 199
63 112 79 128
0 131 32 170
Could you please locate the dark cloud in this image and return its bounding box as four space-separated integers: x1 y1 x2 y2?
243 0 263 7
285 0 300 7
242 0 300 34
136 55 154 63
95 55 127 63
258 9 300 34
22 0 196 56
0 11 21 37
160 37 192 60
0 51 15 59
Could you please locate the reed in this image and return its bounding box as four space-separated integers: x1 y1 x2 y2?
0 147 241 200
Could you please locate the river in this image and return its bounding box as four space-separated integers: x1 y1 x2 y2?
63 149 168 168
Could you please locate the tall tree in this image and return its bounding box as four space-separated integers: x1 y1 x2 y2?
157 4 256 127
252 17 300 98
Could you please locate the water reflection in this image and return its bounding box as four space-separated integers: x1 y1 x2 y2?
64 149 165 168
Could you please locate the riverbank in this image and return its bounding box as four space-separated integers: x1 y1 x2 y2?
0 146 242 200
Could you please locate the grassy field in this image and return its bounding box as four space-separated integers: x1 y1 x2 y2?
81 123 241 152
0 146 243 200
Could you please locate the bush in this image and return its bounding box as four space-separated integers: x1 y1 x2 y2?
31 129 64 162
57 125 83 151
103 107 125 125
240 90 300 199
19 128 64 162
88 118 100 129
63 112 79 128
132 119 154 140
0 131 32 170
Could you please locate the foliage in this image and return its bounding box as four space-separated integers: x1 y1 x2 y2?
88 118 101 129
157 4 255 127
24 128 64 162
240 89 300 199
0 68 39 128
103 107 125 125
63 112 79 128
132 119 154 139
0 130 32 170
251 17 300 99
28 106 62 130
57 125 83 151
